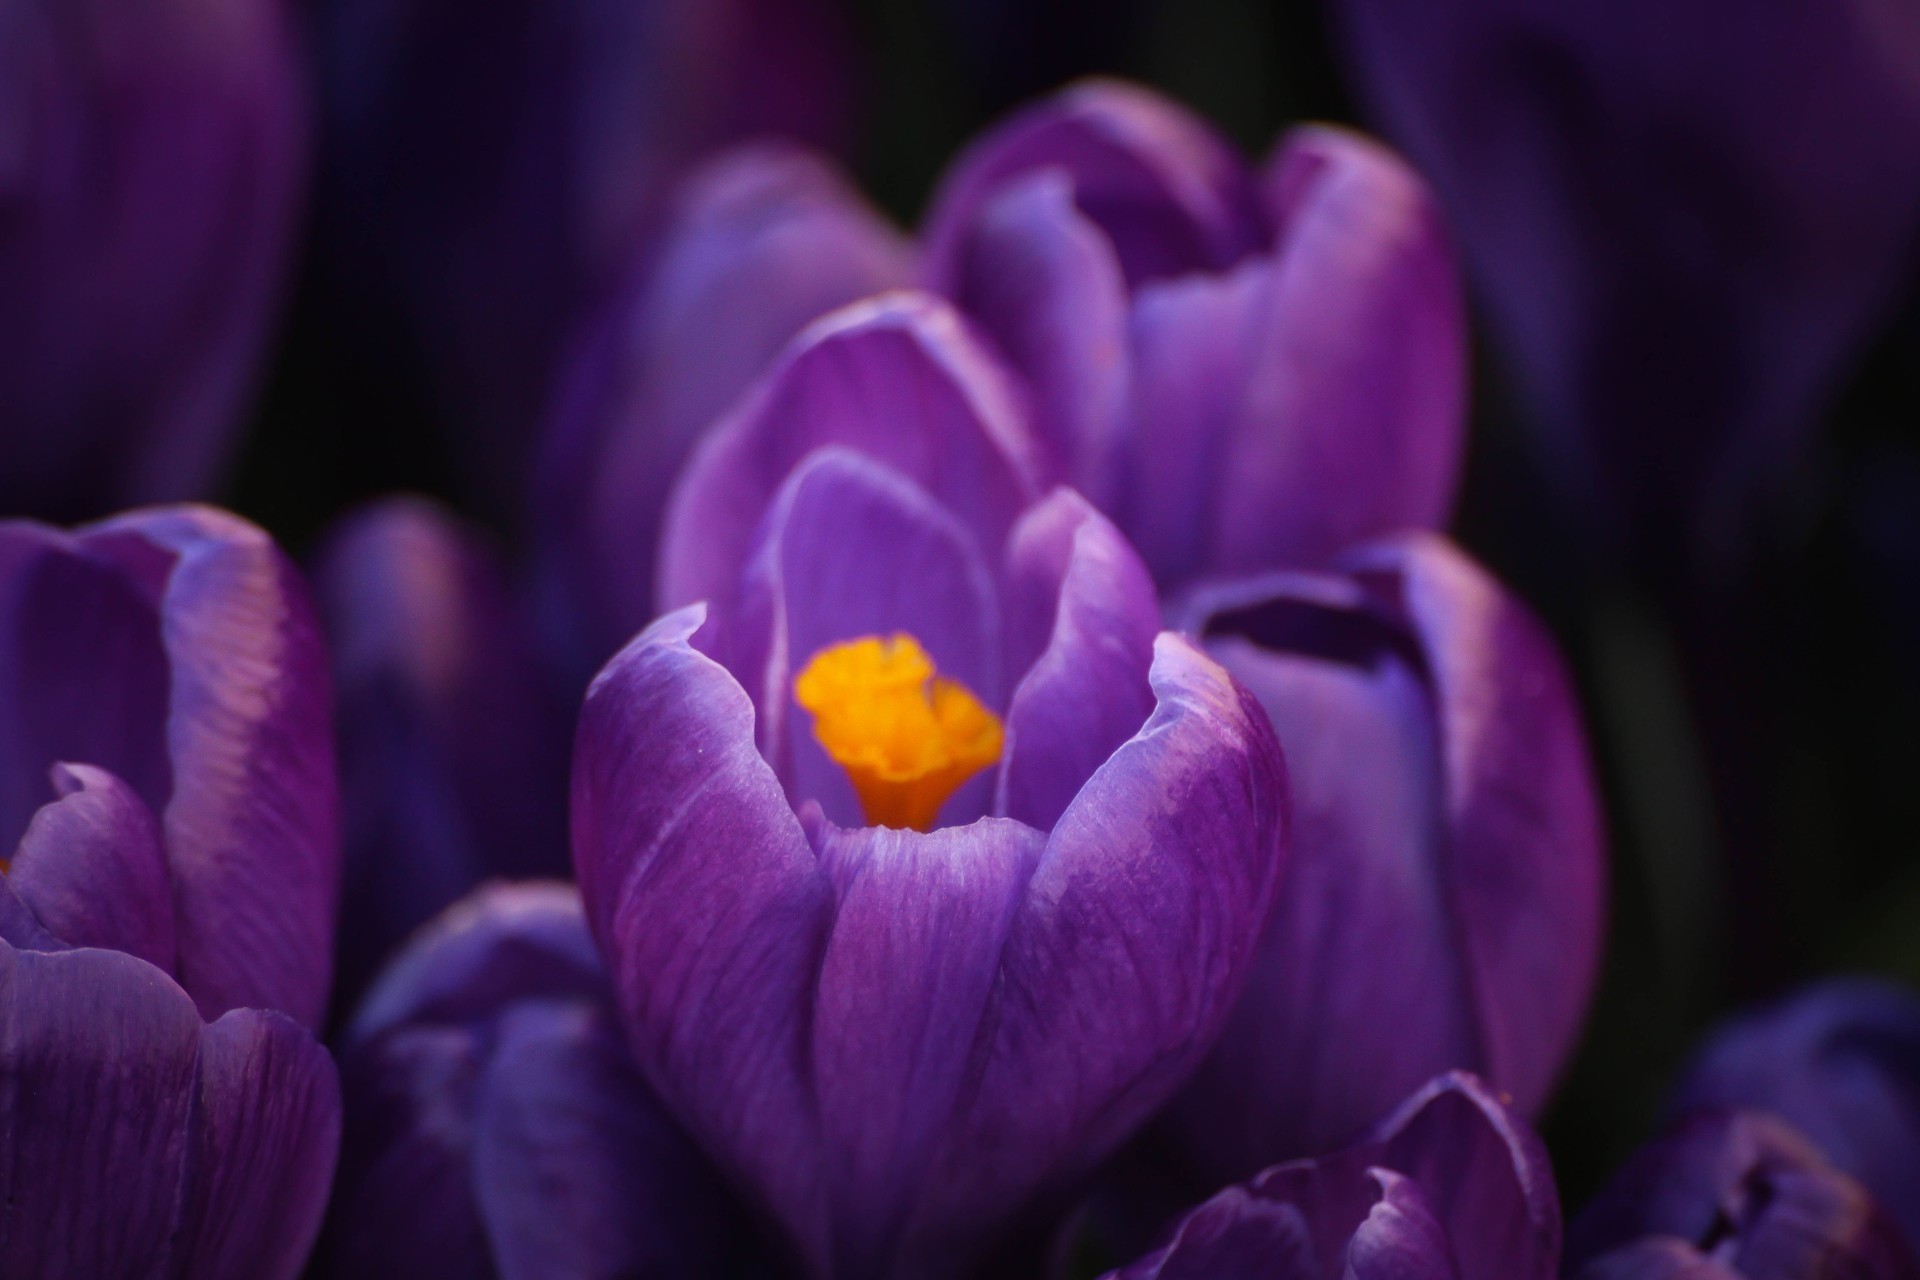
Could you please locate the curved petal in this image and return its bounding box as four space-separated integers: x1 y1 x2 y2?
1344 1171 1463 1280
0 522 172 855
539 143 915 658
79 506 340 1029
314 498 571 1005
8 763 175 973
996 491 1159 831
1110 1187 1319 1280
474 1002 739 1280
1666 978 1920 1252
915 635 1288 1260
173 1008 342 1280
1572 1240 1742 1280
728 449 1003 827
922 79 1264 290
941 171 1131 499
657 291 1042 613
571 605 831 1256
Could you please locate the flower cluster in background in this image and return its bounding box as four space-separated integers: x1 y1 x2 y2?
2 0 1918 1277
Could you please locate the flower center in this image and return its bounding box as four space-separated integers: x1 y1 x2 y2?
793 633 1003 831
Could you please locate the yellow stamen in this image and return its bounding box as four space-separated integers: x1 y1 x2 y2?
793 634 1003 831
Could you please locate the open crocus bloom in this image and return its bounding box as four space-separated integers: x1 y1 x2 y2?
1111 1072 1562 1280
573 293 1290 1280
1153 535 1606 1182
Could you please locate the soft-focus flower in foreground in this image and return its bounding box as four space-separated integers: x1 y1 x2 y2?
314 497 571 1005
1153 534 1606 1181
540 80 1466 662
1567 1111 1918 1279
1112 1072 1561 1280
1 505 339 1027
573 293 1290 1279
0 0 308 520
314 0 856 505
1667 977 1920 1252
319 881 742 1279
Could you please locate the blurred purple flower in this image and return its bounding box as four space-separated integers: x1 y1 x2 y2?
1667 977 1920 1253
0 0 308 520
1111 1072 1561 1280
1 505 339 1028
572 293 1290 1279
1567 1111 1917 1279
319 880 743 1279
313 0 857 509
313 496 571 1006
1331 0 1920 561
1152 533 1605 1182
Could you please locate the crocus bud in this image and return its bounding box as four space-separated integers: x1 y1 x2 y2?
1567 1111 1917 1279
0 0 308 519
1155 533 1605 1183
319 881 745 1278
574 293 1289 1279
1111 1073 1561 1280
313 497 571 1005
1667 977 1920 1253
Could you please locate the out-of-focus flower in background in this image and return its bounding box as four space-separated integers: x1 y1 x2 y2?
572 294 1289 1279
309 0 857 512
1111 1072 1562 1280
318 881 744 1279
1152 533 1604 1184
0 0 308 521
313 497 571 1010
1330 0 1920 568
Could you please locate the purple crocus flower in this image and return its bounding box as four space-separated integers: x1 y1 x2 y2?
1330 0 1920 559
1666 977 1920 1252
1567 1111 1918 1279
1 505 339 1028
0 0 308 520
573 292 1290 1279
313 0 856 508
320 880 743 1279
313 496 571 1005
1148 533 1604 1182
1111 1072 1561 1280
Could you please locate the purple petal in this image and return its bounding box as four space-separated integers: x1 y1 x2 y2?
727 449 1002 827
1119 127 1466 584
173 1007 342 1280
1344 1171 1464 1280
922 79 1264 290
473 1001 738 1280
80 506 340 1029
657 291 1042 614
313 498 571 1004
539 143 915 660
940 171 1131 498
8 763 175 973
996 490 1159 831
571 605 831 1258
918 635 1289 1255
1666 978 1920 1253
1112 1187 1319 1280
1573 1241 1742 1280
0 523 172 855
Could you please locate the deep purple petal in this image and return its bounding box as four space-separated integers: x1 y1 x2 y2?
726 449 1003 827
8 763 175 973
172 1007 342 1280
657 291 1042 614
1572 1240 1742 1280
539 143 915 660
922 79 1264 290
1344 1171 1463 1280
804 816 1048 1277
80 505 340 1028
1666 978 1920 1253
473 1001 738 1280
995 490 1159 831
1111 1187 1319 1280
313 497 571 1005
571 605 831 1257
940 170 1131 499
